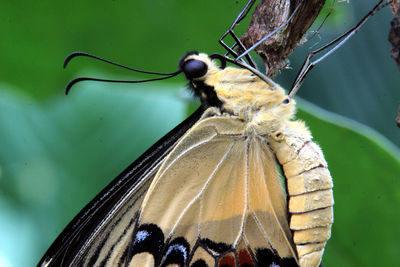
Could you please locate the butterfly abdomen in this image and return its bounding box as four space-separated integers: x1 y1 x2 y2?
269 120 334 267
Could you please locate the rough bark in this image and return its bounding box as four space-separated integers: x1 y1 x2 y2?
388 0 400 127
240 0 326 77
389 0 400 69
396 104 400 127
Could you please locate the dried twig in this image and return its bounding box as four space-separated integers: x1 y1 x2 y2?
389 0 400 69
240 0 326 77
396 104 400 127
388 0 400 127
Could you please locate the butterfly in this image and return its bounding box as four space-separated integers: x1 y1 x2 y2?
38 0 390 266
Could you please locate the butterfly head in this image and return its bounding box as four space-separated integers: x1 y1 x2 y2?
180 52 295 131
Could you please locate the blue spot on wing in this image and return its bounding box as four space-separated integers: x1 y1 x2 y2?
161 237 190 266
136 230 150 242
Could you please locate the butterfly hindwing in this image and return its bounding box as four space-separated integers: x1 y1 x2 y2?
129 114 298 266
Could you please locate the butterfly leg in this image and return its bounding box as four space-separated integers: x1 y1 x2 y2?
219 0 257 68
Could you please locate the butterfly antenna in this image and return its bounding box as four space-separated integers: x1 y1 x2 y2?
64 52 178 75
65 72 182 95
288 0 392 98
64 52 182 94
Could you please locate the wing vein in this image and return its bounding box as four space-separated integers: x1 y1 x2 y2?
152 132 218 187
168 139 237 237
233 138 250 247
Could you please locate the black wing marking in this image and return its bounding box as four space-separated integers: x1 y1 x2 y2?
37 107 204 266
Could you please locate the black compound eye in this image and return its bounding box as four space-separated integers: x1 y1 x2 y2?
182 59 208 79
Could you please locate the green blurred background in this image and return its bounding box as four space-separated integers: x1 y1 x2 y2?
0 1 399 266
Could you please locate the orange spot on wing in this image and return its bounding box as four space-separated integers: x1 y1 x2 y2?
238 249 254 267
217 250 255 267
218 253 235 267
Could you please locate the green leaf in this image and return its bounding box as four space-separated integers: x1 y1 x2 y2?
0 84 399 266
0 82 187 265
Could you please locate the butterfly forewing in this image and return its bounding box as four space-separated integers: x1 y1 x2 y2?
38 108 204 266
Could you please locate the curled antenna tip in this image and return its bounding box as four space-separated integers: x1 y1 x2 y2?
65 77 87 95
63 52 89 69
65 84 72 95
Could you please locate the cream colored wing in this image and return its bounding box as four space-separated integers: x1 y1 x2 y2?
129 115 299 266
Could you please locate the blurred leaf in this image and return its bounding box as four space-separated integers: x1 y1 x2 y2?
313 0 351 27
1 82 399 266
0 81 187 264
0 0 246 99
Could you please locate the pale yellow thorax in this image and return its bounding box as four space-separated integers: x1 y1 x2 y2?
191 53 296 135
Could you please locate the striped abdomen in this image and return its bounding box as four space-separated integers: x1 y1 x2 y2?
269 120 334 267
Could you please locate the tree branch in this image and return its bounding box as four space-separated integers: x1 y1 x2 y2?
388 0 400 127
389 0 400 69
240 0 326 77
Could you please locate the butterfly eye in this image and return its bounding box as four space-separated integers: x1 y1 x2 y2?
182 59 208 79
